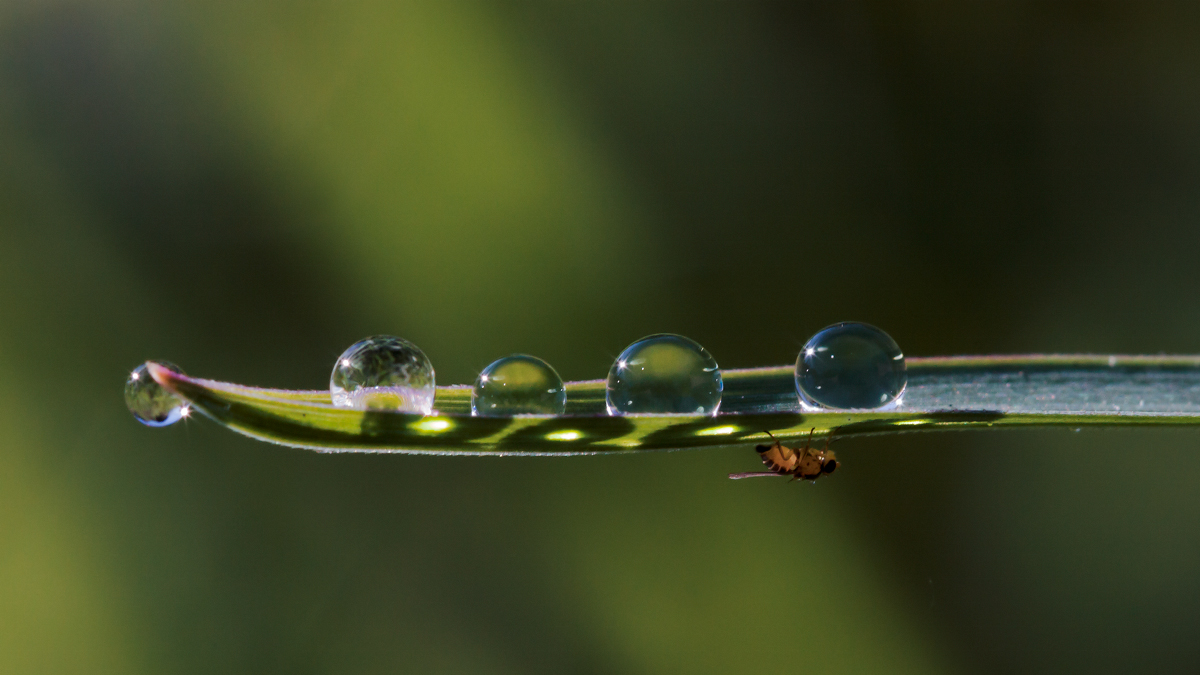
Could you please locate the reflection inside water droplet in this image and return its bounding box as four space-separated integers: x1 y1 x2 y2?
472 354 566 416
606 333 722 415
331 336 435 414
125 361 187 427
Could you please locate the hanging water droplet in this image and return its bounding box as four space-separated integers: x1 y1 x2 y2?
472 354 566 416
125 361 187 427
331 336 435 414
795 322 906 410
606 334 722 415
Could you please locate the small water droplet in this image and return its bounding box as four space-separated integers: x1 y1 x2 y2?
606 334 722 415
472 354 566 416
795 322 906 410
125 361 186 427
331 336 435 414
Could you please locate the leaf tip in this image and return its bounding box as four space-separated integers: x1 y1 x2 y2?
146 361 180 389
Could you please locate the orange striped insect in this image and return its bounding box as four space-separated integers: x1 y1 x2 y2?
728 429 838 482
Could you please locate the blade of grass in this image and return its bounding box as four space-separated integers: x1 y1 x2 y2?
147 355 1200 455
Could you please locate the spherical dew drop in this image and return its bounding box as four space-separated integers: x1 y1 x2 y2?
331 336 436 414
125 361 187 427
795 322 906 410
472 354 566 416
606 334 723 415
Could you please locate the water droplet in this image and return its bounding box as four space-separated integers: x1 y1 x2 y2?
795 322 906 409
606 334 722 415
472 354 566 416
331 336 435 414
125 361 187 427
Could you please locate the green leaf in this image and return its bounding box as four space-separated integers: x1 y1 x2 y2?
147 355 1200 455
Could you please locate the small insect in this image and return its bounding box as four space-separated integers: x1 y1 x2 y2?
728 428 838 482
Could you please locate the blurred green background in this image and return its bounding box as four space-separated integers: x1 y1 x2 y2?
3 1 1200 673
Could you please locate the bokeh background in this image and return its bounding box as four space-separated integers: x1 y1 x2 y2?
3 1 1200 673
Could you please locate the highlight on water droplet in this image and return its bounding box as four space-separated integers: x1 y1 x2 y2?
606 333 723 415
125 361 187 427
795 322 906 410
472 354 566 416
330 335 435 414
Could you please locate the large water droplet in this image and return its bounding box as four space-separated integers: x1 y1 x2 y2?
125 361 187 427
331 336 435 414
472 354 566 416
606 334 722 415
795 322 906 409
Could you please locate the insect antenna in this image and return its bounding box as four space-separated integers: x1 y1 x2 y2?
728 472 787 480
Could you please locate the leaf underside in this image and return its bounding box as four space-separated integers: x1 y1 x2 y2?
148 355 1200 455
